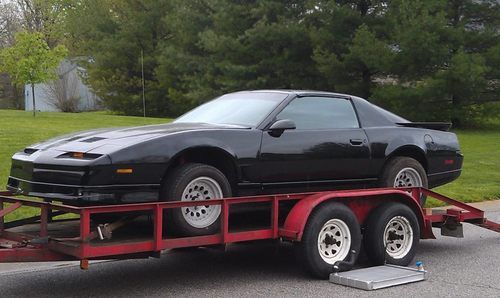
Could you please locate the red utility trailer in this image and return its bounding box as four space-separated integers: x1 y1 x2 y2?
0 187 499 278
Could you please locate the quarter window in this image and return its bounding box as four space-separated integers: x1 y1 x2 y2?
276 97 359 129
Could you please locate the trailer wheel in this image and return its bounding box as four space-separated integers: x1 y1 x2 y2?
363 202 420 266
380 157 428 205
161 163 231 236
296 202 361 279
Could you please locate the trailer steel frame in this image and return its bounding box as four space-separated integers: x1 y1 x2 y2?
0 187 498 268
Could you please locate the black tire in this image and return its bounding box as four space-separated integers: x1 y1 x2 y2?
296 202 361 279
380 156 428 206
363 202 420 266
160 163 231 236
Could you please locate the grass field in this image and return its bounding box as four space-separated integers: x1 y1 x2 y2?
0 109 498 221
433 120 500 206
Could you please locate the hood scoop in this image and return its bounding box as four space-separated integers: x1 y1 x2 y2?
80 137 108 143
24 148 39 155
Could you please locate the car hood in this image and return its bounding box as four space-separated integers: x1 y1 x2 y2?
25 122 248 153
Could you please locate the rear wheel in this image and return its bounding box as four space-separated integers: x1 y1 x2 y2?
161 163 231 236
363 202 420 266
296 202 361 279
380 157 428 205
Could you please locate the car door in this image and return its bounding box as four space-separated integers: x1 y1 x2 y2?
258 95 371 189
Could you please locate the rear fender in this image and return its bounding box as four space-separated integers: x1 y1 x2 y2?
281 188 432 241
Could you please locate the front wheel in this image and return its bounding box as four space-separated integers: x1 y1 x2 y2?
160 163 231 236
363 202 420 266
296 202 361 279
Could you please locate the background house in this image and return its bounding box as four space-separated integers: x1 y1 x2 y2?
24 59 100 112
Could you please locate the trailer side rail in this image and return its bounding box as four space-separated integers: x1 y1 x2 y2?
0 187 498 264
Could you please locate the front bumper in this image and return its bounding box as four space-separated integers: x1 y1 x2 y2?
8 149 166 204
7 176 160 204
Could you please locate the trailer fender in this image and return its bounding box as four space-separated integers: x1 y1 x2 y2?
281 189 429 241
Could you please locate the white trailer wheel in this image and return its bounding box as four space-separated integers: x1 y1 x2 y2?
296 202 361 279
383 216 414 259
363 202 420 266
317 219 352 265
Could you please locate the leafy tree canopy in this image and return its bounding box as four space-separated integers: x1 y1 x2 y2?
0 31 67 116
57 0 499 127
0 31 67 85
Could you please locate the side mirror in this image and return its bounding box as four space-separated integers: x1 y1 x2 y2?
268 119 296 137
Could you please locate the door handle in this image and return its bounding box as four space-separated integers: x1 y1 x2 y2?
349 139 364 146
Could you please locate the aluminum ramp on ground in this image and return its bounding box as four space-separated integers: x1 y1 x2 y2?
330 265 427 290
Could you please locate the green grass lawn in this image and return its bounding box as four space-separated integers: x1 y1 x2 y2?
433 121 500 206
0 109 498 221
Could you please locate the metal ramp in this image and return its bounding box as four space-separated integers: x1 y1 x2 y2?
330 265 427 291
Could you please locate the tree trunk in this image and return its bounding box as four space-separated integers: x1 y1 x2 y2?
31 83 36 117
357 0 370 17
12 84 21 109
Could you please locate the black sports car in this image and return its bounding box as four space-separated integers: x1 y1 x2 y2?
7 90 463 235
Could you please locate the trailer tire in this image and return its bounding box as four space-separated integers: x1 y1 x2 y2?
296 202 361 279
380 156 428 206
363 202 420 266
161 163 231 236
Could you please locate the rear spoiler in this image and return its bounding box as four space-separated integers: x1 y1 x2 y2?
396 122 452 131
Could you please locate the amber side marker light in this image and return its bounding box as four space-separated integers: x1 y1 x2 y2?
116 168 133 174
71 152 84 158
59 152 102 159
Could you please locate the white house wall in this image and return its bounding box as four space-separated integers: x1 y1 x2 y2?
25 59 100 112
24 83 56 111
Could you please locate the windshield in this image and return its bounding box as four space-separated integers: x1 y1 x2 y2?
174 92 288 127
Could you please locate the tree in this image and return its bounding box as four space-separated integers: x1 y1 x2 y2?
313 24 394 98
0 1 22 48
58 0 498 125
0 2 23 109
157 0 320 114
63 0 170 116
371 0 499 127
15 0 67 47
308 1 391 98
0 31 67 116
65 0 321 116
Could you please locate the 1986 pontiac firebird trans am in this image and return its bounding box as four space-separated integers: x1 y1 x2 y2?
7 90 463 235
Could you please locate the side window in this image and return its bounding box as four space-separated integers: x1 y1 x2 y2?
276 96 359 130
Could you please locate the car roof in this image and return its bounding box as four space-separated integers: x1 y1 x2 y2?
229 89 409 127
231 89 353 99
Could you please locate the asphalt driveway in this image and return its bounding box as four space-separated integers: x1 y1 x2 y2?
0 201 499 297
